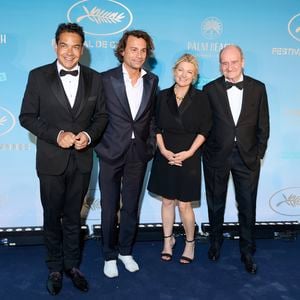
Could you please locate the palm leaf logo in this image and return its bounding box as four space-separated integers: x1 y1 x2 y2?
203 19 222 34
77 6 125 24
0 116 7 126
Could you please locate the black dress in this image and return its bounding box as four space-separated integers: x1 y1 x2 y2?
147 85 211 202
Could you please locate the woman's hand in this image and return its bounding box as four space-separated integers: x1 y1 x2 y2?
172 150 193 166
161 148 175 162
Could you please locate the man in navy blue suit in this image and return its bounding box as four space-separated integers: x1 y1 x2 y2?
95 30 158 278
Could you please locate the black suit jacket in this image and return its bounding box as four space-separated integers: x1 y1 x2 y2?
19 61 108 175
95 65 158 163
203 75 269 170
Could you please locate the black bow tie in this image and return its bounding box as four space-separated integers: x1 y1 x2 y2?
225 81 244 90
59 69 78 77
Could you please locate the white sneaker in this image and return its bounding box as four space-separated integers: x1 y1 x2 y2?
118 254 139 272
103 260 118 278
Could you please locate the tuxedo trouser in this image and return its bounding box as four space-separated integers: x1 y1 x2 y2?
204 146 260 255
39 152 90 272
99 142 147 261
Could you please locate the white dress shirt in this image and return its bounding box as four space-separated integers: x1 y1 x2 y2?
226 75 244 126
57 61 80 108
122 64 146 138
56 62 91 144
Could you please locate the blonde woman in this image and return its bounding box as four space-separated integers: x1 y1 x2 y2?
148 54 211 263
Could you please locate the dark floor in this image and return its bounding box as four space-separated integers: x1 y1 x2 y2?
0 236 299 300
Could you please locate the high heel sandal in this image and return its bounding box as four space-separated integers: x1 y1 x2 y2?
161 234 176 262
180 239 195 264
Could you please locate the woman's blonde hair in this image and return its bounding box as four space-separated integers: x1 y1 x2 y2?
173 53 199 84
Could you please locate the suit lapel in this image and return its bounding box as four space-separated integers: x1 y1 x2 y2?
134 73 154 120
237 76 252 124
111 68 132 119
178 86 194 115
166 85 194 115
73 66 87 119
217 77 236 125
166 87 183 125
49 63 70 113
49 62 88 119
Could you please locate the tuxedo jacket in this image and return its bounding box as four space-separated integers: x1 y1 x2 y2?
95 65 159 163
203 75 269 170
19 61 108 175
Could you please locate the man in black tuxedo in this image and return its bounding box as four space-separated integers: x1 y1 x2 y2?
19 23 107 294
203 45 269 274
94 30 158 278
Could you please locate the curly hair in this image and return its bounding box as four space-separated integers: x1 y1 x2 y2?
114 30 154 63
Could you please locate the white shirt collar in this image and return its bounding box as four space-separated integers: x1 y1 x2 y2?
56 61 80 73
225 74 244 83
122 64 146 79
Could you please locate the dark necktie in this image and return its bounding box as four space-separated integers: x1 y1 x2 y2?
59 69 78 77
225 81 244 90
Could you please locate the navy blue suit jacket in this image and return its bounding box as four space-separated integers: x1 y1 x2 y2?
95 65 158 163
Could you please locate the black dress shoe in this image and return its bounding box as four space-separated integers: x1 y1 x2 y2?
47 272 62 295
208 246 220 261
66 268 89 292
241 254 257 274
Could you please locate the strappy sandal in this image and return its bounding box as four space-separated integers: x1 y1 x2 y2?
161 234 176 262
180 239 195 264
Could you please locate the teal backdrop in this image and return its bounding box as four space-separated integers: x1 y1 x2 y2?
1 0 300 230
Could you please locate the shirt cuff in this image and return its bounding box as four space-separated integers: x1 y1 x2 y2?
57 130 64 144
82 131 91 145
